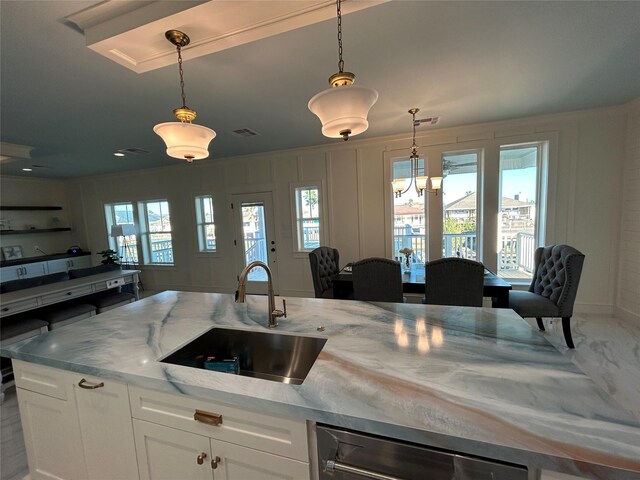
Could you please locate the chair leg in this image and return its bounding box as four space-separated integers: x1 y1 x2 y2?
562 317 575 349
535 317 545 331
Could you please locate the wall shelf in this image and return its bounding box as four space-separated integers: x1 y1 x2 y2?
0 206 63 211
0 228 71 235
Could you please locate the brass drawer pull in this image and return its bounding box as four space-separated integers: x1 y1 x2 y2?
78 378 105 389
194 409 223 426
211 456 221 470
197 452 207 465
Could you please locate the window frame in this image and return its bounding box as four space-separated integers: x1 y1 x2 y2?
103 202 139 265
138 198 175 266
290 181 326 255
194 194 217 253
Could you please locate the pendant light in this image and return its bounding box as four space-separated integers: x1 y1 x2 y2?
392 108 442 197
308 0 378 141
153 30 216 163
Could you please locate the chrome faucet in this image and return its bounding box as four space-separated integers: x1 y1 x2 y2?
235 261 286 328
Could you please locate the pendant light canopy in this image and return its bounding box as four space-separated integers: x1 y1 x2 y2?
308 0 378 141
392 108 442 198
153 30 216 163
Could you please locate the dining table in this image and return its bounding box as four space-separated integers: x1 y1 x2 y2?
331 263 513 308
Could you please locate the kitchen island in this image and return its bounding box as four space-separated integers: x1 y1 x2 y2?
2 291 639 479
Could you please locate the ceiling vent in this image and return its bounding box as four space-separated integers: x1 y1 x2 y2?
117 147 150 155
414 116 440 126
232 128 260 138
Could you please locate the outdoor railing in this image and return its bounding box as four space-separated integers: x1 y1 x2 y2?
443 233 477 260
394 225 426 264
499 232 535 273
245 238 267 264
302 225 320 249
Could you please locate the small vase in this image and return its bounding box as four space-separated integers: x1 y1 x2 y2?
403 257 411 273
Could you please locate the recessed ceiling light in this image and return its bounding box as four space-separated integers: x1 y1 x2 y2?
114 152 125 157
22 168 33 172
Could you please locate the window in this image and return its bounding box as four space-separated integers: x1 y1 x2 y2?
104 202 139 265
498 142 546 280
294 186 321 251
138 199 174 265
441 150 480 260
392 158 426 264
195 195 216 252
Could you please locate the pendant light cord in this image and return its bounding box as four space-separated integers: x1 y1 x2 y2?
336 0 344 73
176 44 188 109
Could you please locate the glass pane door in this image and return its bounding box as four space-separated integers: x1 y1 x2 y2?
240 202 268 282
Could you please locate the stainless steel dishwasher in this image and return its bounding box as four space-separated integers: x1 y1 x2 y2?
317 425 529 480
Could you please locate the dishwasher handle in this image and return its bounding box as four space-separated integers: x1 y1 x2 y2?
325 460 403 480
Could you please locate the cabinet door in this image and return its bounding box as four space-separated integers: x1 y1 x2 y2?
68 256 91 269
22 262 48 278
17 388 88 480
73 375 140 480
46 258 70 274
0 265 21 282
209 438 310 480
133 419 212 480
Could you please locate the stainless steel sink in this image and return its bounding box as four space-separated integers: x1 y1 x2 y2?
161 327 327 385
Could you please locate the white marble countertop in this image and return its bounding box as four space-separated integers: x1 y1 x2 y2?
2 291 639 479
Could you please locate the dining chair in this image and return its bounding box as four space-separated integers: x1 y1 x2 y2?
308 246 340 299
508 244 585 349
423 258 484 307
352 257 404 303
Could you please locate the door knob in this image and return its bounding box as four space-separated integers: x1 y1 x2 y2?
197 452 207 465
270 248 276 252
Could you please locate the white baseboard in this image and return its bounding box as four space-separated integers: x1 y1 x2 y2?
573 303 614 315
614 305 640 325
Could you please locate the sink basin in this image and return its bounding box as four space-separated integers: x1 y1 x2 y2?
161 327 327 385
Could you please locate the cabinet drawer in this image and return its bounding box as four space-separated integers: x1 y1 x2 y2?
0 297 39 317
129 385 309 462
41 284 93 305
13 360 70 400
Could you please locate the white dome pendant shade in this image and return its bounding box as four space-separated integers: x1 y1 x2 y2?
308 85 378 140
153 30 216 163
153 122 216 162
308 0 378 141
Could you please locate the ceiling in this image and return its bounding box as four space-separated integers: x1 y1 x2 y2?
1 0 639 179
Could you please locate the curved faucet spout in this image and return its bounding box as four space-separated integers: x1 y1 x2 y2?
235 261 285 328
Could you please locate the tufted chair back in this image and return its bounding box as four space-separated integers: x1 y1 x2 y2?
352 257 404 303
529 244 585 317
308 246 340 298
424 257 484 307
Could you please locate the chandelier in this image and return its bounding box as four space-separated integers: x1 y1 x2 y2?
153 30 216 163
308 0 378 141
392 108 442 198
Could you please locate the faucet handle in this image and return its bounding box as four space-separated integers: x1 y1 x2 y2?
272 299 287 319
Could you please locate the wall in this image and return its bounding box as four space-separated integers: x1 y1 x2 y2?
616 100 640 321
57 103 632 314
0 176 80 262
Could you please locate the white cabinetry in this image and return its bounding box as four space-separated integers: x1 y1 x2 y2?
13 360 139 480
0 262 47 281
130 386 311 480
46 256 92 274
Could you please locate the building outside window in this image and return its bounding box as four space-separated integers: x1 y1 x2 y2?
104 202 138 264
138 199 174 265
195 195 216 252
392 158 426 264
441 150 480 260
294 186 321 251
498 143 545 280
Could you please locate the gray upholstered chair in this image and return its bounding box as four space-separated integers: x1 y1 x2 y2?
508 244 585 349
423 258 484 307
352 257 404 303
308 246 340 299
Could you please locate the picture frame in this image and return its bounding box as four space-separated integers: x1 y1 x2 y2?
2 245 24 260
